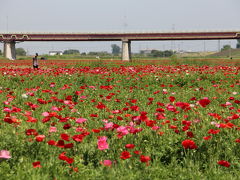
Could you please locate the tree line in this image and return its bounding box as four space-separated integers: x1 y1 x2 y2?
1 40 239 57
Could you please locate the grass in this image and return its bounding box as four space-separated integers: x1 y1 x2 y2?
209 49 240 58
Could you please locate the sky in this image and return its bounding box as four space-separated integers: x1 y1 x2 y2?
0 0 240 55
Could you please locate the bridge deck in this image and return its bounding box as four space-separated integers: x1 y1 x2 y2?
0 31 239 42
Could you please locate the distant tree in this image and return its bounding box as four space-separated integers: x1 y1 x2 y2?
88 51 110 56
149 50 175 57
0 49 2 56
163 50 174 57
88 52 98 56
111 44 121 55
221 45 231 51
63 49 80 55
16 48 26 56
236 39 240 49
151 50 164 57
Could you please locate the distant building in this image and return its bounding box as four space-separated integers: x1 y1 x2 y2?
140 49 154 55
49 51 63 56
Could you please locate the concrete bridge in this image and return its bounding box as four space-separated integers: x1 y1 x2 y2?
1 31 240 61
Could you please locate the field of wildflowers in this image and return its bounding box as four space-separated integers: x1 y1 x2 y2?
0 59 239 179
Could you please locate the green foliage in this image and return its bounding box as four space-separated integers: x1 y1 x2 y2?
63 49 80 55
151 50 163 57
111 44 121 55
0 49 2 55
221 44 231 51
150 49 174 57
88 51 110 56
16 48 26 56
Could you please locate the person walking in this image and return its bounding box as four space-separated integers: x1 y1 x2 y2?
32 53 39 69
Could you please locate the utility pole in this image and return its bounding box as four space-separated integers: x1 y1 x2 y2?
171 24 175 51
6 16 9 32
229 41 232 58
203 40 206 52
123 15 128 31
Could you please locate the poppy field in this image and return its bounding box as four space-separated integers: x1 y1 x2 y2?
0 59 240 179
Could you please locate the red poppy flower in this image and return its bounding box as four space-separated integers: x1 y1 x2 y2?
203 136 212 140
198 99 211 107
92 129 101 133
25 129 38 136
120 151 131 160
218 160 231 167
235 139 240 143
61 133 70 141
130 105 140 111
64 143 74 149
125 144 135 149
56 140 65 148
169 96 176 102
26 116 38 123
35 135 45 142
140 155 151 163
96 102 106 109
186 131 194 138
145 120 156 127
47 140 56 146
90 114 98 117
208 129 220 134
32 161 41 168
65 157 74 164
63 124 71 130
182 139 198 149
133 150 142 155
59 152 67 161
58 152 74 164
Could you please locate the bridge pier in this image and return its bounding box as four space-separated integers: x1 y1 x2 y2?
4 42 16 60
122 40 131 61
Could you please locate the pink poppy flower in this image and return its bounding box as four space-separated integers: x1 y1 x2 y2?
3 101 10 105
3 107 11 113
80 96 87 99
101 160 112 167
166 104 176 112
225 102 232 106
49 126 57 133
152 126 160 130
42 112 49 117
76 118 87 123
104 122 114 130
51 106 60 111
63 100 71 105
49 83 55 87
97 136 109 151
89 86 96 89
117 126 129 135
24 111 32 116
0 150 11 159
